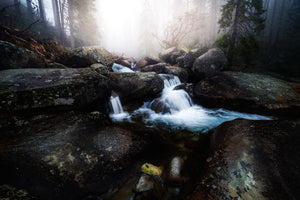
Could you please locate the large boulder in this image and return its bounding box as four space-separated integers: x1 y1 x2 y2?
192 48 228 78
0 40 44 70
57 46 115 68
110 72 164 103
176 48 208 69
194 72 300 116
188 119 300 200
0 112 147 200
0 68 111 113
159 47 185 65
142 63 189 82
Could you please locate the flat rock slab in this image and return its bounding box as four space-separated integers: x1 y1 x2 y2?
194 72 300 116
0 68 111 113
188 119 300 200
0 112 146 199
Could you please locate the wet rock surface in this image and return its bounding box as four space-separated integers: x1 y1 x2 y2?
192 48 228 78
187 119 300 200
56 46 115 68
141 63 189 82
0 68 111 113
0 41 44 70
159 47 185 65
194 71 300 116
110 72 164 103
0 112 147 200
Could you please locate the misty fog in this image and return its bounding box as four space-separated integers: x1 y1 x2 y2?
96 0 221 58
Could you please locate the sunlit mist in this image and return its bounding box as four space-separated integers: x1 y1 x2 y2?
96 0 208 58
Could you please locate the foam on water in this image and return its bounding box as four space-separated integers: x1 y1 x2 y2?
109 73 273 132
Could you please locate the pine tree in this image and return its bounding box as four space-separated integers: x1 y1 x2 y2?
216 0 265 65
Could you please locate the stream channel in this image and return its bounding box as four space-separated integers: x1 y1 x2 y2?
97 63 272 200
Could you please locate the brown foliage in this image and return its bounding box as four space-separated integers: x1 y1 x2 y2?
0 25 67 63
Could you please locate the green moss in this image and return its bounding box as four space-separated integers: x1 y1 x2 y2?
69 92 72 96
55 94 59 97
1 101 6 104
7 100 12 105
32 91 36 94
34 100 38 104
49 97 53 100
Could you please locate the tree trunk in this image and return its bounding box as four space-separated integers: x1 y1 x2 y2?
68 0 75 48
210 0 217 42
26 0 34 19
227 0 242 66
52 0 62 43
38 0 45 21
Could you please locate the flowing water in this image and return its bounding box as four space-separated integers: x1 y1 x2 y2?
110 72 272 133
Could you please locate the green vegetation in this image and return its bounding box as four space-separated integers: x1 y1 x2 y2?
216 0 265 65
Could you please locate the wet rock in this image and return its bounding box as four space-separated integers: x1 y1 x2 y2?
149 99 171 114
110 72 164 103
115 58 136 68
192 48 228 78
142 63 168 74
0 68 111 113
193 72 300 116
144 56 160 65
187 119 300 200
166 157 186 185
0 112 147 200
136 57 160 70
90 63 110 76
0 184 36 200
136 59 148 69
176 48 207 69
0 41 44 70
56 46 115 68
159 47 185 65
142 63 189 82
136 174 154 193
174 83 194 99
46 62 68 69
166 66 189 82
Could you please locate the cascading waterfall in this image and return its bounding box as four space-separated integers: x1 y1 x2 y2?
110 96 124 114
108 65 272 132
109 93 130 121
132 74 272 132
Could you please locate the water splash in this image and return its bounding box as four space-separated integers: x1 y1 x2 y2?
109 95 130 121
132 74 272 132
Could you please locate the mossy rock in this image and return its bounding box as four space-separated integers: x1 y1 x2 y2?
0 68 111 113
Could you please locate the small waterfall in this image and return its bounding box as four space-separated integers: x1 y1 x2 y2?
112 63 135 73
110 96 124 114
149 74 193 113
159 74 181 88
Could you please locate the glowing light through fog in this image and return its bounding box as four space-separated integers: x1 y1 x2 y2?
96 0 143 57
96 0 181 58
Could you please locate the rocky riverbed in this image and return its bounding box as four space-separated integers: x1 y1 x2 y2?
0 40 299 200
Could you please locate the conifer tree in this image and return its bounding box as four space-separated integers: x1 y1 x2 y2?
216 0 265 65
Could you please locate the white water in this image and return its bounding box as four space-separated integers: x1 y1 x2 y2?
109 96 130 121
112 63 135 73
132 74 272 132
109 73 272 132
